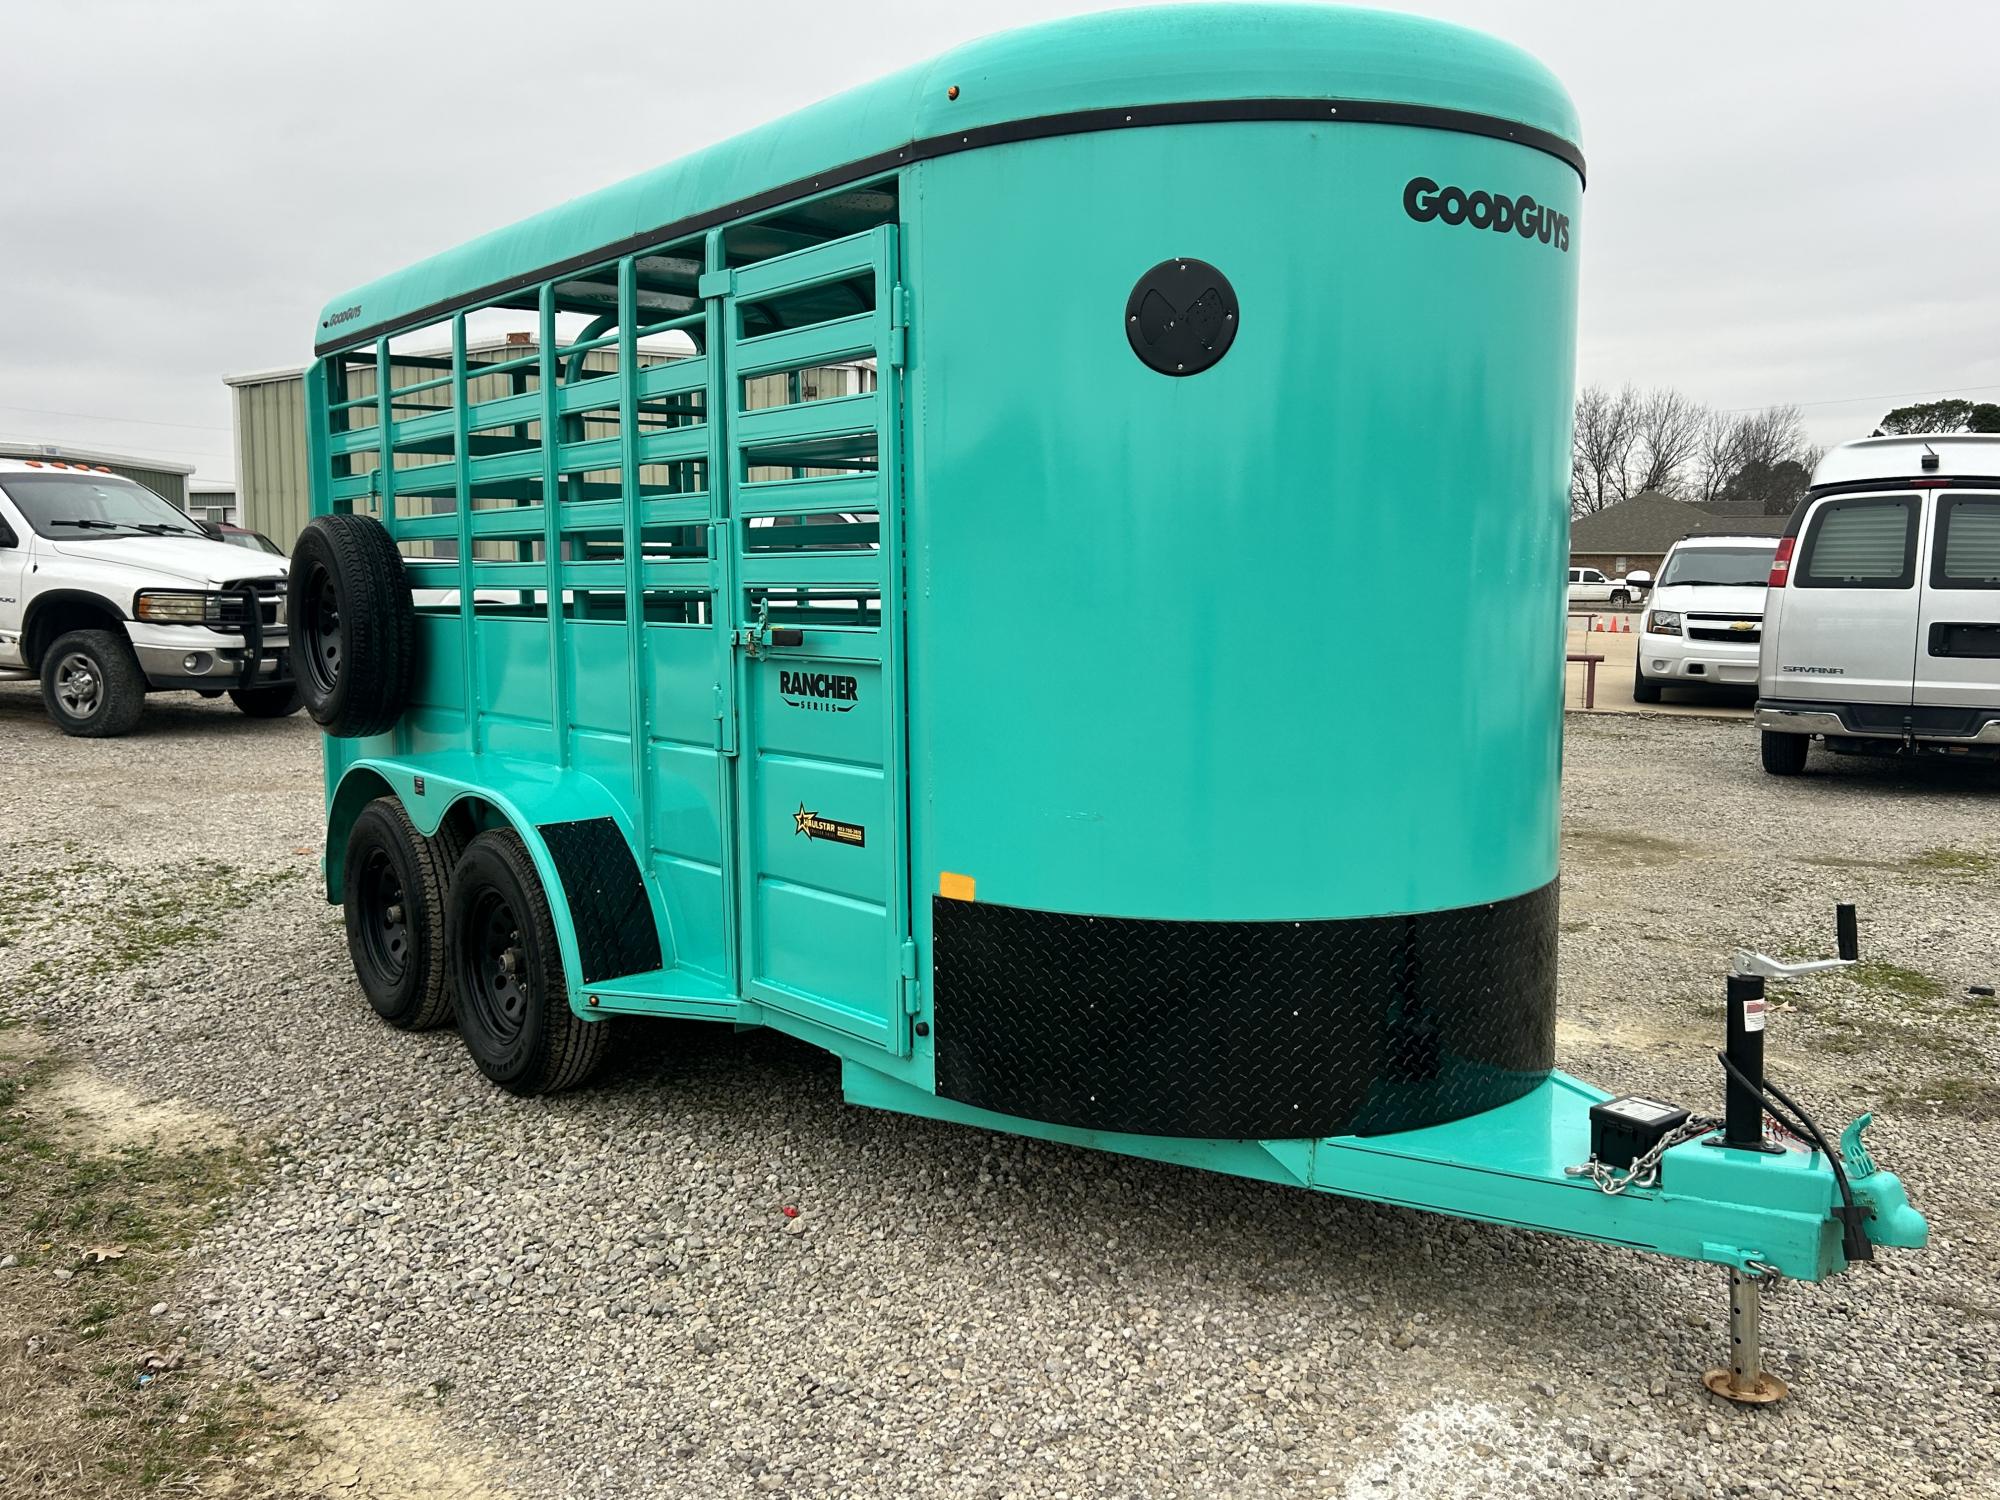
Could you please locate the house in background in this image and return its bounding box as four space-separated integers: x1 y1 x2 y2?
1570 490 1790 578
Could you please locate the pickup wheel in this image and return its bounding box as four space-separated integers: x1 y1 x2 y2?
1610 589 1631 607
342 797 455 1030
1760 730 1809 776
40 628 146 737
1631 659 1663 705
290 514 414 738
447 829 610 1095
228 683 304 718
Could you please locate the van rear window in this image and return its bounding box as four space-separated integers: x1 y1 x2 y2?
1796 495 1917 589
1933 495 2000 589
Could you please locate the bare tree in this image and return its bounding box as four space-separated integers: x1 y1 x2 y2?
1622 388 1708 501
1698 405 1816 514
1571 383 1639 517
1574 389 1814 516
1692 411 1747 506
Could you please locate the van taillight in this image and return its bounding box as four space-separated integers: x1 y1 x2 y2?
1768 536 1795 588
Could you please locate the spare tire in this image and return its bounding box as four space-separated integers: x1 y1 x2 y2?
289 513 415 738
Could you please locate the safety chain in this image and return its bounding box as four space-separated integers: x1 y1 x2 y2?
1565 1117 1722 1196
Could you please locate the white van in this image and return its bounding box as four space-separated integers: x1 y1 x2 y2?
1756 434 2000 774
1633 534 1777 702
0 459 299 736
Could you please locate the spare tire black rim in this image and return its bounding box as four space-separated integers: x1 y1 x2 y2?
301 568 343 699
356 846 409 984
466 889 528 1045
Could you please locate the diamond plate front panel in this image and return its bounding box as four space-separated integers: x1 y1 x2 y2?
540 818 662 985
931 882 1557 1139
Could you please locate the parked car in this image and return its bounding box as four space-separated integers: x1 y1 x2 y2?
1567 565 1641 608
1756 434 2000 774
205 522 286 556
0 459 299 736
1633 536 1776 703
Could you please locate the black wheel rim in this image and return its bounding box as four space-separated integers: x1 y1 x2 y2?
465 889 529 1045
356 847 409 984
302 566 343 698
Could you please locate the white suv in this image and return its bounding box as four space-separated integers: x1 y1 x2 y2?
1632 535 1777 702
0 460 298 736
1756 435 2000 774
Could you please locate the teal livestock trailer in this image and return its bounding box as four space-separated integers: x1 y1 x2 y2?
294 4 1924 1396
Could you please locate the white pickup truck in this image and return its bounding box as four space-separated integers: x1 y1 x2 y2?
1567 565 1646 609
0 459 299 736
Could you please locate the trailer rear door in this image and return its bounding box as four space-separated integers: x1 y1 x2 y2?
722 225 911 1053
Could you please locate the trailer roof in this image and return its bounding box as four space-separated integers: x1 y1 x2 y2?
315 3 1580 356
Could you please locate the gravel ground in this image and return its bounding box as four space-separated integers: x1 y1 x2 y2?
2 684 1997 1499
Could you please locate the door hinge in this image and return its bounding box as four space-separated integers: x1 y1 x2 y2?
898 938 920 1015
886 283 909 369
713 684 736 757
697 267 734 300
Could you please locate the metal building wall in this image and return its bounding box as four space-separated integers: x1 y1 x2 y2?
108 464 188 507
231 375 311 549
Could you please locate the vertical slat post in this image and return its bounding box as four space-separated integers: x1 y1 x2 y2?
703 226 742 994
539 287 568 767
374 336 395 533
872 221 913 1058
619 256 652 864
452 313 480 753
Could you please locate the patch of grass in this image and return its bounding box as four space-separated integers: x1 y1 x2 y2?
1881 1075 2000 1122
1905 846 1997 878
1562 828 1687 866
1848 960 1949 1004
1798 853 1897 872
0 1047 315 1496
3 854 291 988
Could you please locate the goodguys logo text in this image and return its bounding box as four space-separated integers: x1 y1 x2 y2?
1403 177 1570 252
779 669 859 713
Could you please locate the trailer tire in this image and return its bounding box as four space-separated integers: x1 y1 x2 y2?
342 797 455 1030
290 513 415 738
41 628 147 737
1760 730 1809 776
228 683 305 718
447 829 610 1095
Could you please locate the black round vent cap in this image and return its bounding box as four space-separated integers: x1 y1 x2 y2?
1125 258 1239 376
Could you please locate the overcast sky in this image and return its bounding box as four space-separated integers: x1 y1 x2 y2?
2 1 1995 483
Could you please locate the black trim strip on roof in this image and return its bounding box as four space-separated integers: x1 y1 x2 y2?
316 95 1586 356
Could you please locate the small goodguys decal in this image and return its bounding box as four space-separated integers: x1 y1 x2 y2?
794 804 865 847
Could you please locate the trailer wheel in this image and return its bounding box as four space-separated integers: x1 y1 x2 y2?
447 829 610 1095
228 683 304 718
342 797 455 1030
1760 730 1809 776
289 513 415 738
41 628 146 737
